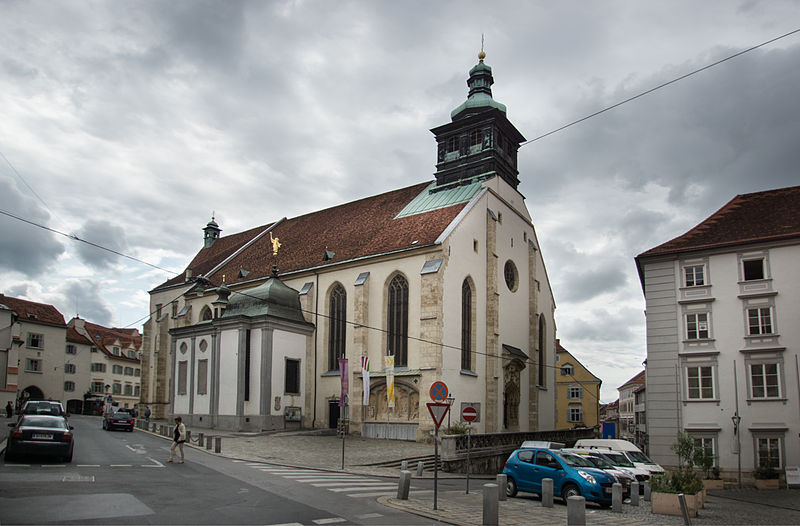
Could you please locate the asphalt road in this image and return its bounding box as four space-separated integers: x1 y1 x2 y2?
0 415 444 525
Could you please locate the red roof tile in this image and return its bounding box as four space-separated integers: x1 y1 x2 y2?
155 182 467 291
0 294 66 327
66 326 93 345
638 186 800 258
618 370 645 390
82 320 142 363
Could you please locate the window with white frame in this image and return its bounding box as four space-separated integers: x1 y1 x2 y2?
112 383 121 394
561 364 574 376
112 365 123 374
124 384 133 396
91 363 106 372
748 307 773 335
692 436 716 465
27 333 44 349
567 387 583 399
567 407 583 423
66 344 77 354
25 358 42 372
127 350 136 359
743 258 765 281
686 313 710 339
124 367 134 376
134 368 140 377
686 366 714 399
134 385 140 396
64 363 76 374
90 346 98 353
684 265 705 287
91 381 105 393
750 363 780 398
64 381 75 392
757 437 781 468
112 346 120 356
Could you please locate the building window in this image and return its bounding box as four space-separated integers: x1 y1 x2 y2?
27 333 44 349
25 358 42 372
748 308 773 335
90 346 97 353
567 408 584 423
750 363 780 399
201 306 213 321
178 361 188 395
561 365 574 376
285 359 300 394
124 367 134 376
387 274 409 367
743 258 765 281
686 313 710 340
64 363 76 374
469 129 483 147
446 136 459 153
197 359 208 395
124 384 133 396
684 265 705 287
112 383 121 395
64 381 75 392
91 381 105 394
134 368 140 377
134 385 140 396
757 437 781 468
127 350 136 359
504 260 518 292
112 347 120 356
686 366 714 399
91 363 106 372
692 437 716 465
112 365 123 374
328 284 347 371
568 387 583 399
538 315 546 387
66 344 77 355
461 279 473 371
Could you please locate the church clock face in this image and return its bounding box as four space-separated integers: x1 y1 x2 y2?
504 260 519 292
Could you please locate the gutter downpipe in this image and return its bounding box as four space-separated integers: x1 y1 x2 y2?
312 271 319 428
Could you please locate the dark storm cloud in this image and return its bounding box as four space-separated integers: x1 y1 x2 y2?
56 280 114 326
74 219 129 269
0 177 65 276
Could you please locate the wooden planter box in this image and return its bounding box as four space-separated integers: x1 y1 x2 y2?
754 479 780 490
651 491 700 517
703 479 724 490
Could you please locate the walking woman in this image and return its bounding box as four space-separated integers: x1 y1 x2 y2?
168 416 186 463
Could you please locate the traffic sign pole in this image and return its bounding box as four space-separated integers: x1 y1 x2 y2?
434 424 439 510
466 421 471 494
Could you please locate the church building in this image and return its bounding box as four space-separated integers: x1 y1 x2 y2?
140 53 558 440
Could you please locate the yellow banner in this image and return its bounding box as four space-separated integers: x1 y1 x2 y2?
385 355 395 408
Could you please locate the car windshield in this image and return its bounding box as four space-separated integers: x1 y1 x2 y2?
557 453 595 468
115 409 133 415
599 452 635 467
583 456 613 469
626 451 654 463
23 403 62 415
20 416 67 429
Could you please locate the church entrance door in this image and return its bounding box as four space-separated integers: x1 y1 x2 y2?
328 400 340 429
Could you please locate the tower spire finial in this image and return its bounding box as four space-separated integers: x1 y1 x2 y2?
479 34 485 61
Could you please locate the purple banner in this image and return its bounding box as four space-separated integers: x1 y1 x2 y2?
339 358 349 407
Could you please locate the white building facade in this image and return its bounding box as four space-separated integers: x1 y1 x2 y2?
636 186 800 478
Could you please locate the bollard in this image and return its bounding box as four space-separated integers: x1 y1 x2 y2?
496 474 507 502
612 483 622 512
401 460 408 471
206 435 213 450
198 432 204 444
542 478 554 508
678 493 692 526
186 430 191 443
643 480 651 502
482 483 498 526
416 461 424 477
630 482 640 506
397 470 411 500
566 495 586 526
214 436 222 453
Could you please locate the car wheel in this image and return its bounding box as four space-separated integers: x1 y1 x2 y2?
127 428 133 432
561 483 580 500
4 447 15 462
506 476 518 498
64 449 73 463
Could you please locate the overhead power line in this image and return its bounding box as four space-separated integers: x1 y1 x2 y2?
520 27 800 147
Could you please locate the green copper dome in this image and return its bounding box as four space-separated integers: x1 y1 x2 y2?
450 52 507 120
221 276 307 324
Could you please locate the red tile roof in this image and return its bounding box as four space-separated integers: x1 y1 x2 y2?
618 370 645 390
0 294 66 327
66 326 93 345
638 185 800 258
82 320 141 363
154 182 467 291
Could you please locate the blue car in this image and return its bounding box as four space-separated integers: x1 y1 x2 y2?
502 446 617 507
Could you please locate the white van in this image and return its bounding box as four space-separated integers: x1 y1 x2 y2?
573 439 665 475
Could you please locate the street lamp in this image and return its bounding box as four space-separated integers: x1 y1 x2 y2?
732 412 742 488
445 395 455 430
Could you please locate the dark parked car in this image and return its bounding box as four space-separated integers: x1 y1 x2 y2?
20 400 68 419
5 415 74 462
103 407 135 431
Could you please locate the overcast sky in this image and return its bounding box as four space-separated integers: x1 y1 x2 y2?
2 1 799 402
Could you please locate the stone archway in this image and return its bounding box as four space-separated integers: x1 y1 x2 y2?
21 385 44 401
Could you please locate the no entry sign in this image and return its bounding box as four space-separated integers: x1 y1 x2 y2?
462 406 478 422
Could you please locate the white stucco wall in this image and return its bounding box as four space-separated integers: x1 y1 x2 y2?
271 329 306 416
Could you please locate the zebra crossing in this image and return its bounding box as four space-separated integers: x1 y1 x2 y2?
235 461 423 499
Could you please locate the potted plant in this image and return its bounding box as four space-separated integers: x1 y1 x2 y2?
696 448 723 490
650 433 705 517
753 462 780 490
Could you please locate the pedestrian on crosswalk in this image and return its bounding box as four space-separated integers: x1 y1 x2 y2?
168 416 186 464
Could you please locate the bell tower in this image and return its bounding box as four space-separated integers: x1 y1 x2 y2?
431 52 526 190
203 216 221 249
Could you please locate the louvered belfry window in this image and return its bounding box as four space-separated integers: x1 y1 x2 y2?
461 279 472 371
387 275 409 367
328 284 347 371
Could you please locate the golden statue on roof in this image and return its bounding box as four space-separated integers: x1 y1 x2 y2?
270 232 281 256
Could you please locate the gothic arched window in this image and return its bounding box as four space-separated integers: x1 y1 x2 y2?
461 279 473 371
387 274 409 367
200 306 213 321
328 284 347 371
538 315 546 386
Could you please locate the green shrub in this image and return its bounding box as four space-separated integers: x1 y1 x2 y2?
649 433 705 494
444 422 468 435
753 463 779 480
